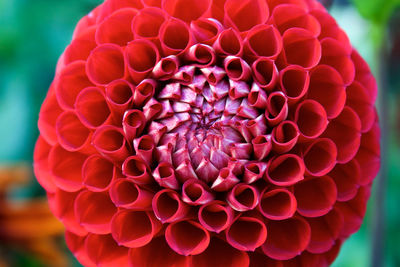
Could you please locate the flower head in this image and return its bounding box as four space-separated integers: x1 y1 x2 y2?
35 0 380 266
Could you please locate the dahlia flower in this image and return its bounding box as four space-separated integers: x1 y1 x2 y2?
34 0 380 266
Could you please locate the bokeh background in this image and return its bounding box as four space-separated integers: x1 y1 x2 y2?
0 0 399 266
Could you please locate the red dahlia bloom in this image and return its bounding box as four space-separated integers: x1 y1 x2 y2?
34 0 380 266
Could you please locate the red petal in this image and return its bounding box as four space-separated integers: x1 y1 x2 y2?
122 155 153 185
251 57 279 90
106 79 134 123
55 60 93 110
271 4 321 36
307 65 346 119
303 138 337 176
227 183 259 212
110 178 153 209
74 190 117 234
152 189 191 223
282 28 321 69
86 44 126 86
328 159 361 201
271 120 299 154
262 216 311 260
266 154 304 186
244 24 282 59
125 39 160 84
129 236 190 267
75 87 111 129
294 175 337 217
224 0 269 32
84 234 129 266
92 125 130 164
191 237 249 267
213 28 243 56
111 210 161 248
38 86 63 145
160 17 192 56
306 208 343 254
33 136 57 193
226 216 267 251
55 111 92 152
122 109 146 141
95 8 137 46
182 179 214 206
320 38 355 86
162 0 212 22
294 99 328 140
82 155 115 191
265 91 288 126
132 7 168 39
259 188 297 220
198 200 234 233
322 106 361 163
48 145 86 192
191 18 224 45
64 26 97 64
279 65 310 104
166 220 210 256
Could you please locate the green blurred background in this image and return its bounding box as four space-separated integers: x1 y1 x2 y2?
0 0 399 266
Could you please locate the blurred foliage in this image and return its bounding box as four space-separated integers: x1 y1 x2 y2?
0 0 399 266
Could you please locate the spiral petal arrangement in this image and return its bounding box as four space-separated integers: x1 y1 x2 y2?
35 0 380 266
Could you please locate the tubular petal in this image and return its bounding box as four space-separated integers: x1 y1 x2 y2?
82 155 115 191
152 189 191 223
55 111 92 152
306 208 343 254
182 179 214 206
259 188 297 220
34 136 57 193
92 125 130 164
84 234 129 266
191 237 249 267
132 7 167 39
111 210 161 248
165 220 210 256
213 28 243 56
279 65 310 104
322 106 361 164
272 4 321 37
303 138 337 176
75 87 111 129
282 28 321 69
198 200 234 233
38 88 63 145
128 236 190 267
271 120 299 154
294 176 337 217
224 0 269 32
226 216 267 251
328 159 361 202
55 60 93 110
244 24 282 59
122 155 153 185
191 18 224 45
95 8 137 46
49 145 86 192
251 58 279 90
86 44 126 86
160 18 192 56
75 190 117 234
125 39 160 83
262 217 311 260
265 92 288 126
266 154 304 186
104 85 132 125
294 99 328 141
227 183 259 212
307 65 346 119
110 178 153 209
162 0 212 22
